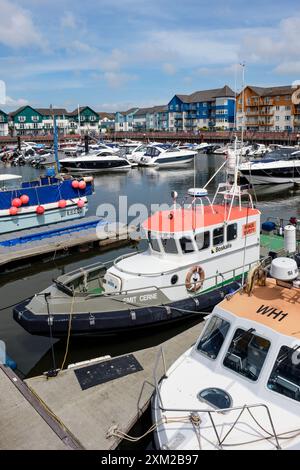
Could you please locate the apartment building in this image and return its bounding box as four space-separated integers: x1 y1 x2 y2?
236 85 300 132
132 105 169 131
115 108 139 132
167 85 235 132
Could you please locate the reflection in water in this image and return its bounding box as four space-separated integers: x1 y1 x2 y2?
0 155 299 377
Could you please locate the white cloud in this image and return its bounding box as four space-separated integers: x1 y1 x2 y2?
0 0 42 48
162 63 177 76
61 11 77 29
5 95 29 107
103 72 138 88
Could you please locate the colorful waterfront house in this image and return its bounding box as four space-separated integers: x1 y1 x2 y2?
115 108 139 132
132 105 169 131
36 108 68 135
0 109 9 136
9 105 44 136
236 85 300 132
168 85 235 132
67 106 100 134
97 112 115 134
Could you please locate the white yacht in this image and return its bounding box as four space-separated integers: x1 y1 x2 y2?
60 149 132 173
153 250 300 450
138 144 197 167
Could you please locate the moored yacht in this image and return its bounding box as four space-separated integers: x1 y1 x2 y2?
60 149 132 173
152 253 300 450
138 144 197 167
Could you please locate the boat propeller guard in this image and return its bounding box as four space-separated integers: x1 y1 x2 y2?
185 266 205 292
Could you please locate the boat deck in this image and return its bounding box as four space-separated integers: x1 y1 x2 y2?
0 217 135 270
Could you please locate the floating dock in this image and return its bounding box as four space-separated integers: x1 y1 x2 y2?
0 322 203 450
0 217 136 271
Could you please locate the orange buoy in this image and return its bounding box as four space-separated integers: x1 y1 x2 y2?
12 198 22 208
58 199 67 208
72 180 79 189
9 206 18 215
36 205 45 215
78 180 86 190
20 194 29 205
77 199 85 208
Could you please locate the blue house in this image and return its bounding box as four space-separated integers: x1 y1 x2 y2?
115 108 139 131
168 85 235 131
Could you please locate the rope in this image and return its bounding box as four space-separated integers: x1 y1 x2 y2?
59 290 75 371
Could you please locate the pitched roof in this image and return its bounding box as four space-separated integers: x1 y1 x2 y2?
36 108 68 116
0 109 8 116
67 106 98 116
174 85 235 104
246 85 293 97
9 105 42 117
97 112 114 119
135 105 168 116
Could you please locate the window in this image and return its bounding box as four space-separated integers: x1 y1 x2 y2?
161 236 178 254
227 223 237 241
90 116 96 121
275 126 280 130
148 232 160 252
213 227 224 246
276 106 280 111
18 116 26 122
276 116 280 121
80 115 85 121
197 316 230 360
32 116 39 122
285 115 291 121
268 346 300 402
195 231 210 250
223 328 270 381
285 106 291 111
179 236 194 253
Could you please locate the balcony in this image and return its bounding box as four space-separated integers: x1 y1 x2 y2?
185 114 197 119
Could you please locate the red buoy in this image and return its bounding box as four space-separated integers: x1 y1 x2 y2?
77 199 85 208
58 199 67 208
72 180 79 189
78 180 86 190
9 206 18 216
36 205 45 215
12 198 22 208
20 194 29 205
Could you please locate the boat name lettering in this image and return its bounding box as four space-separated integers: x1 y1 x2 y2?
211 243 232 254
256 304 288 322
123 293 158 303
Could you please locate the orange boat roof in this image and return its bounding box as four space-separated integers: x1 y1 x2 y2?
142 204 260 233
220 279 300 339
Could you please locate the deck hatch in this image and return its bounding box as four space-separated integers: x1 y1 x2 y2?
74 354 143 390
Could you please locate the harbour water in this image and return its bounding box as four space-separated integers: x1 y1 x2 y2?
0 154 299 378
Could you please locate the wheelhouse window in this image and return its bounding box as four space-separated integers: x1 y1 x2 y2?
195 231 210 251
223 329 270 381
213 227 224 246
179 236 194 253
148 231 160 252
197 316 230 360
267 345 300 402
227 223 238 242
161 236 178 254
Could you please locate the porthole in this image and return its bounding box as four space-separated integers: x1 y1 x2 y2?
171 275 178 285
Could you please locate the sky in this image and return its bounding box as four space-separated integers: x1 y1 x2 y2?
0 0 299 112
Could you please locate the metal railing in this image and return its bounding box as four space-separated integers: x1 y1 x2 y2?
153 348 281 450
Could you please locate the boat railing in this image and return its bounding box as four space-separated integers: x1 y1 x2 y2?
85 260 257 300
153 348 281 450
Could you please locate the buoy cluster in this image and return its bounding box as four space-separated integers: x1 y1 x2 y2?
9 194 30 215
71 179 86 209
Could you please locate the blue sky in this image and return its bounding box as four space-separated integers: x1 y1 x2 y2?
0 0 299 112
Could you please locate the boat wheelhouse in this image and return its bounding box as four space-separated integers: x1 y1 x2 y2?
138 144 197 167
152 257 300 450
0 173 93 234
14 182 262 337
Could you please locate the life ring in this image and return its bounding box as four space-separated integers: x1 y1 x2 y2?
185 266 205 292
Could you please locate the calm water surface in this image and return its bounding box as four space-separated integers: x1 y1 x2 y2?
0 155 299 377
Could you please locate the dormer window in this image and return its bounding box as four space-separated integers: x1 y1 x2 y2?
32 116 39 122
18 116 26 122
90 116 96 121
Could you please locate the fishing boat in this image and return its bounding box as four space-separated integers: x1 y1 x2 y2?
0 172 93 234
152 248 300 450
60 149 132 173
138 144 197 167
14 174 264 337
